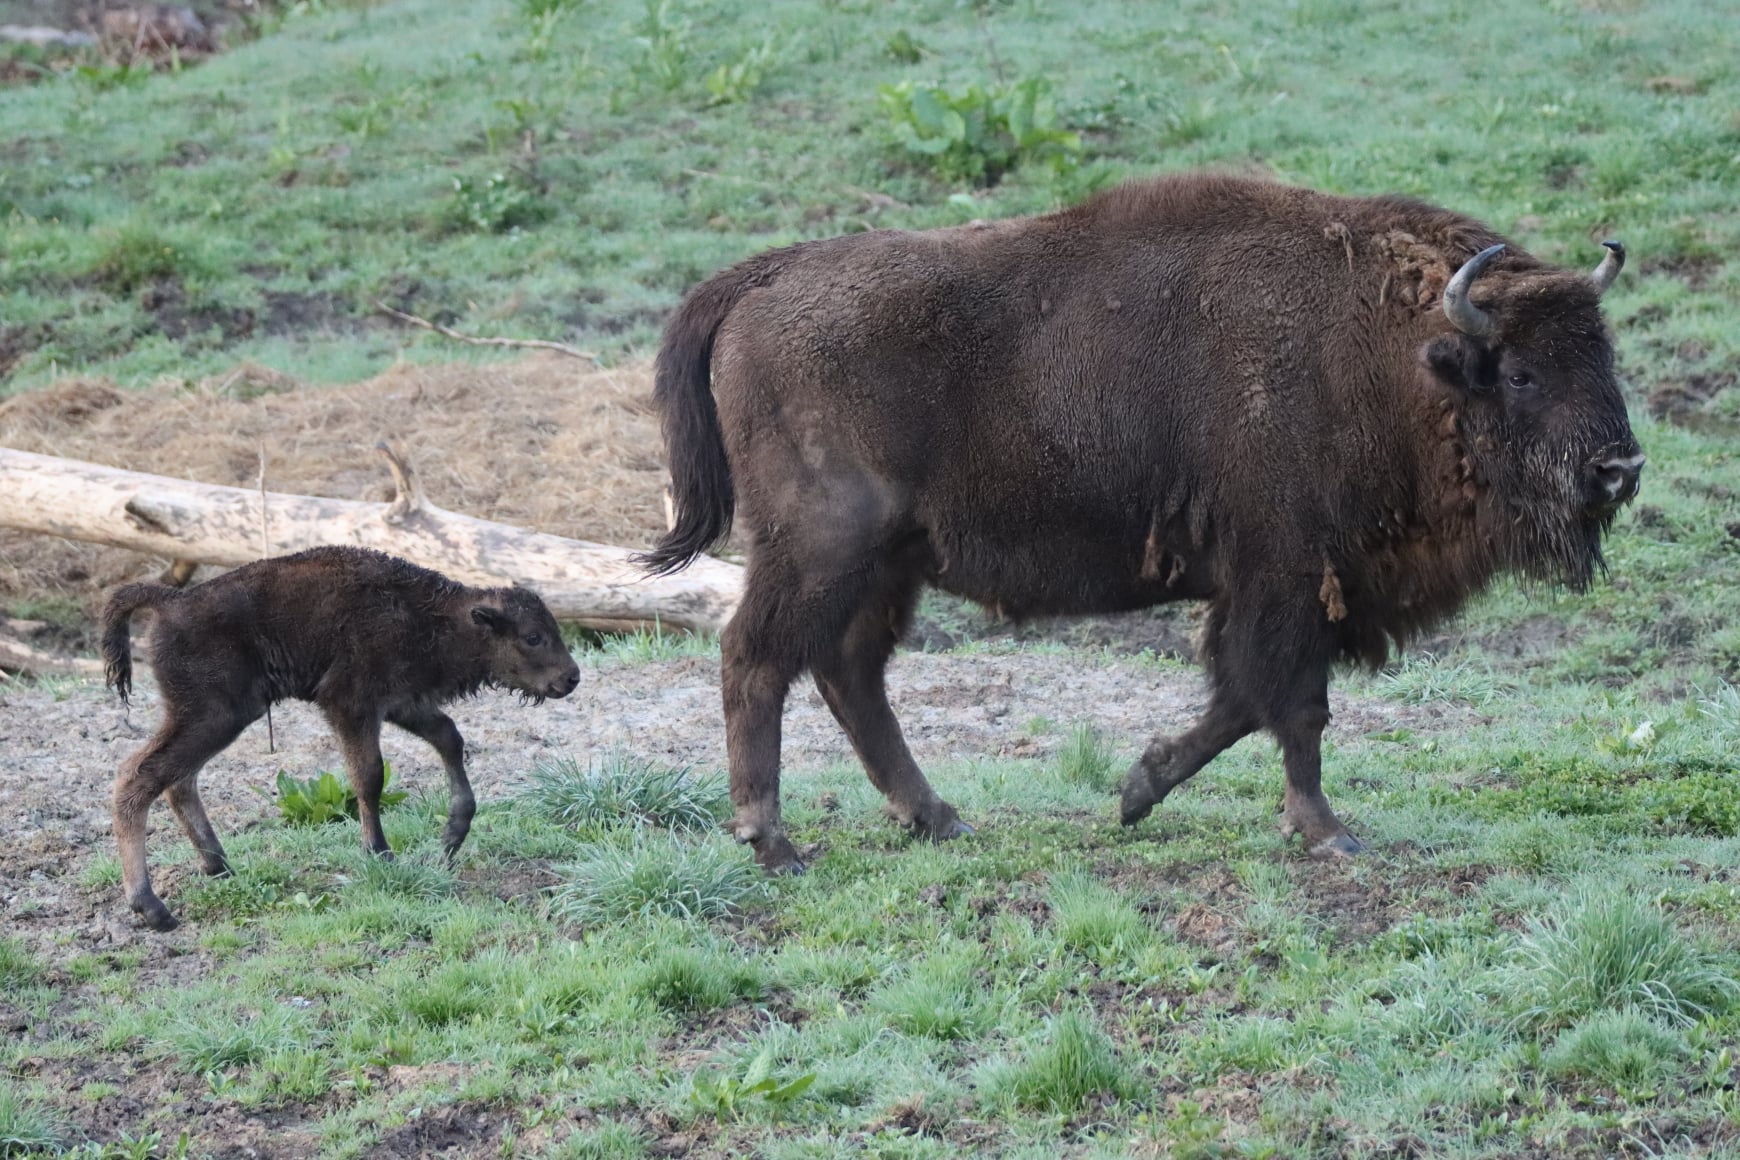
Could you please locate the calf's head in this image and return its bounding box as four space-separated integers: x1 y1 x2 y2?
1420 241 1643 588
470 589 581 701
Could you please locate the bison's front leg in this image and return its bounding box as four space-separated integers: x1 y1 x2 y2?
1120 690 1256 826
389 707 475 862
1273 702 1364 858
324 706 394 859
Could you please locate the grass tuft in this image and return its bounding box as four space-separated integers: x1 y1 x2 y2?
1054 724 1119 792
353 851 456 901
548 834 765 924
1542 1008 1688 1090
159 1004 314 1073
867 952 988 1040
981 1010 1133 1113
0 1083 63 1156
0 938 41 990
527 752 727 833
1379 652 1503 707
636 943 764 1013
547 1117 649 1159
1508 891 1740 1029
1046 870 1150 961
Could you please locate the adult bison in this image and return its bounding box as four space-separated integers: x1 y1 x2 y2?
639 173 1642 872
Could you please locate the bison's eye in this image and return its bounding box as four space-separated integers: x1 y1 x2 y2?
523 632 544 648
1506 371 1536 391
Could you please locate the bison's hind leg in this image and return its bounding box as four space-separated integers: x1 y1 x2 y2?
811 557 969 845
166 777 232 877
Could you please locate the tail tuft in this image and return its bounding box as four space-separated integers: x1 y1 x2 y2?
100 582 174 704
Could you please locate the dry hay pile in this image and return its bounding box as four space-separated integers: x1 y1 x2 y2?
0 355 672 621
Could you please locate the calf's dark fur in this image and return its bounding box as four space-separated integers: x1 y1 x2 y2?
101 546 580 930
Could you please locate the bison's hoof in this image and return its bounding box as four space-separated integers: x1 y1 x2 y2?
752 833 807 876
1307 831 1366 859
928 817 975 842
200 859 233 878
1119 769 1159 826
910 802 972 843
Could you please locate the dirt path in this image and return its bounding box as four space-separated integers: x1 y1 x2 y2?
1 649 1469 949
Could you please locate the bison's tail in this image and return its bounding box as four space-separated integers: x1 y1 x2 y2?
636 258 780 576
101 582 174 704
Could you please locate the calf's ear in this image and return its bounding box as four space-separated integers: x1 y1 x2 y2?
471 605 513 635
1420 334 1491 396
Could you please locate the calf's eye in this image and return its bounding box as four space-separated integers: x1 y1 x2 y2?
1506 372 1535 390
523 632 543 648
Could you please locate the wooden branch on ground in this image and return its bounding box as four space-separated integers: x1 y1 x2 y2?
374 302 601 362
0 446 740 636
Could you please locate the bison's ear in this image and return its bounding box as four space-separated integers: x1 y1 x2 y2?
1420 334 1491 396
471 605 513 635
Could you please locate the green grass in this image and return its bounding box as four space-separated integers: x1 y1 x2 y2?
1 0 1735 401
0 1083 63 1156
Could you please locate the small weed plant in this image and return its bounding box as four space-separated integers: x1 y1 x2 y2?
275 763 406 827
443 172 548 234
689 1041 816 1122
877 76 1081 185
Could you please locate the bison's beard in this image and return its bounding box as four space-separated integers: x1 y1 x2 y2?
1482 449 1613 591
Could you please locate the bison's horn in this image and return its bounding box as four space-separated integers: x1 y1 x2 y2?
1442 243 1505 338
1591 239 1625 296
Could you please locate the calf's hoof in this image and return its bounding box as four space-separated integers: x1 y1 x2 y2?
751 832 807 876
131 898 179 932
199 858 233 878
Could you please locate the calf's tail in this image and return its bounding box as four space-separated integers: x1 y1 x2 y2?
101 582 175 704
635 252 788 577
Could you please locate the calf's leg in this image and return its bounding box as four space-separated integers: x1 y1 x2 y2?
165 776 230 877
323 707 393 858
388 707 475 861
113 709 252 930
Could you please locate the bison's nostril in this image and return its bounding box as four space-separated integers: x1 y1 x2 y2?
1593 451 1645 502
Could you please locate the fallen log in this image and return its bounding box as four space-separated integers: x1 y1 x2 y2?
0 445 741 635
0 633 106 681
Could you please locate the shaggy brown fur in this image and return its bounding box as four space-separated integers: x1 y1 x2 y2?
101 546 580 930
641 173 1642 872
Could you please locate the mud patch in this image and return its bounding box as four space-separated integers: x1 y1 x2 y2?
371 1102 503 1158
1648 369 1735 431
141 277 256 344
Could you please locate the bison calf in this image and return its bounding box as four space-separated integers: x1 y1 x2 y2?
101 545 581 930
